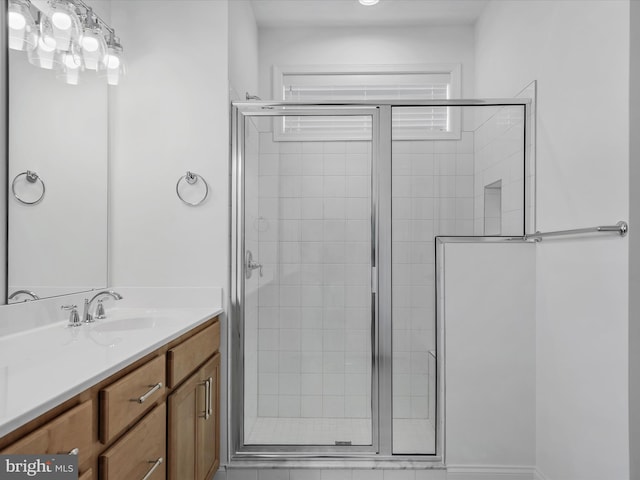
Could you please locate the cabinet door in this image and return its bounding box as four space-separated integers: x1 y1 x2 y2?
168 353 220 480
197 354 220 480
167 368 200 480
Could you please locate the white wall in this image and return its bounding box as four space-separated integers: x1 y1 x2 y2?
229 0 259 101
109 0 229 291
443 241 535 475
109 0 230 467
476 2 630 479
258 25 475 101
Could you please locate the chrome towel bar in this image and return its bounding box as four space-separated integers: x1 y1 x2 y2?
525 220 628 241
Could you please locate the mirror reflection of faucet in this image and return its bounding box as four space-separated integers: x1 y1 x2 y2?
82 290 123 323
7 290 40 302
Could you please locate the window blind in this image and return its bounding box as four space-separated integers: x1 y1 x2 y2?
278 72 452 140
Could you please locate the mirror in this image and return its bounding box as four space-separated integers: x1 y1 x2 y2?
5 0 110 304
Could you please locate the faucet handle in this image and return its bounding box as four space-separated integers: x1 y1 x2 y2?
95 299 106 320
61 305 81 327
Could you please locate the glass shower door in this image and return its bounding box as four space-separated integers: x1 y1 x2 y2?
238 107 378 449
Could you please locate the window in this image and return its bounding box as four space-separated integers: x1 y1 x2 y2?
273 64 461 141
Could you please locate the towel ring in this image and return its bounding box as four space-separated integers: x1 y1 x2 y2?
12 170 45 205
176 171 209 206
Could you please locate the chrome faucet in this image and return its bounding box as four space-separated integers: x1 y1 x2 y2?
82 290 123 323
8 290 40 302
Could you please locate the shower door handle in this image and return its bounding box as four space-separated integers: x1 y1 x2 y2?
245 250 263 279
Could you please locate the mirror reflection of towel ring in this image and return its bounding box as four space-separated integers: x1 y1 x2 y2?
12 170 45 205
176 171 209 206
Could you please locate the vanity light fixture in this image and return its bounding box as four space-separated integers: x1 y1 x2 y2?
103 31 125 86
79 8 107 71
8 0 37 51
48 0 81 52
358 0 379 5
56 44 83 85
8 0 125 85
27 12 61 69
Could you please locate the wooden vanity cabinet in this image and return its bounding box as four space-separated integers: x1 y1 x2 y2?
0 315 221 480
168 353 220 480
100 403 166 480
0 400 93 474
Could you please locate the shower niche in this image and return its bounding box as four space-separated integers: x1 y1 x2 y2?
230 101 530 461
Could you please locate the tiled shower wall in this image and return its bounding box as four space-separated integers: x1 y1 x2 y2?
247 107 528 431
473 106 527 236
391 133 474 425
255 131 373 420
244 117 261 436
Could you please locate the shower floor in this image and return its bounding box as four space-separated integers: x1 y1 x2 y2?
245 417 435 453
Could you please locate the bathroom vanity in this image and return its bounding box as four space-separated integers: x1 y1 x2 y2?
0 307 222 480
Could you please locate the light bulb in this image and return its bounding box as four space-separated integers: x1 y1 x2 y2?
82 36 99 52
8 11 26 30
106 54 120 69
8 0 37 51
64 54 79 68
51 11 72 30
39 36 56 52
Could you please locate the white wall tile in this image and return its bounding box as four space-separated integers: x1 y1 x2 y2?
279 395 301 417
322 396 345 417
258 395 278 416
323 373 345 395
280 352 302 373
301 395 323 417
279 373 301 395
301 330 323 352
324 155 346 175
280 154 302 175
324 176 346 197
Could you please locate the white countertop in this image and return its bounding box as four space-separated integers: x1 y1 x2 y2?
0 306 223 438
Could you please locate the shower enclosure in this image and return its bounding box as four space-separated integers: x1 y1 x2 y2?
230 100 530 461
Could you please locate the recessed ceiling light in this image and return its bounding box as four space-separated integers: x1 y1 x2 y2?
359 0 379 5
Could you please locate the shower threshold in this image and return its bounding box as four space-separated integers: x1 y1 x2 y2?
244 417 434 455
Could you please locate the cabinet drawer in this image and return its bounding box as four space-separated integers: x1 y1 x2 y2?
100 403 166 480
1 401 92 468
167 321 219 388
100 355 166 443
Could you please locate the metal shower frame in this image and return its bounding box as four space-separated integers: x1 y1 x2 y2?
228 99 532 468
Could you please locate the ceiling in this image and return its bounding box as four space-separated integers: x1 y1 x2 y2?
250 0 489 28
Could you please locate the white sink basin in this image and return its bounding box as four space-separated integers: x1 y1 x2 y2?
92 316 175 332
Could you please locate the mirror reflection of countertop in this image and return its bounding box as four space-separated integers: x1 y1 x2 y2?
0 306 223 438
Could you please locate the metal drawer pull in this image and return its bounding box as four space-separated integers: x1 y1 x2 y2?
199 379 210 419
67 448 79 455
141 457 163 480
207 377 213 418
133 382 163 404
